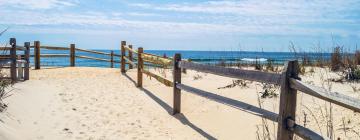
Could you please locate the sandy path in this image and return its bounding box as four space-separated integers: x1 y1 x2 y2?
1 67 209 140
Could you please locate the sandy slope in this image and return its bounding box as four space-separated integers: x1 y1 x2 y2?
0 67 360 140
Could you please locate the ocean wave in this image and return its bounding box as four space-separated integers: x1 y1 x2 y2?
241 58 267 62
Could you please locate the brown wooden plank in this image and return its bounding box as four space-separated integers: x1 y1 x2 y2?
128 45 133 69
34 41 40 69
141 69 173 87
15 45 27 51
0 77 12 79
137 47 143 87
9 38 17 82
121 41 126 73
287 119 329 140
143 52 172 60
70 44 75 67
277 60 299 140
0 47 27 51
0 47 11 50
75 48 111 55
41 54 69 57
141 53 173 66
40 46 70 50
176 83 279 121
76 55 110 62
0 55 26 59
124 45 138 54
0 59 11 65
290 78 360 113
24 42 30 80
179 61 282 85
173 54 181 115
110 51 114 68
124 56 136 67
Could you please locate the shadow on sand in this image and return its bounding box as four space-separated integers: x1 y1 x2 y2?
123 73 137 86
123 73 217 140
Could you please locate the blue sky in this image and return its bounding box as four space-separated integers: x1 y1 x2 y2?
0 0 359 52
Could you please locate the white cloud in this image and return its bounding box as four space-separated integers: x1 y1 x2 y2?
126 12 160 17
129 0 360 25
0 0 77 9
0 9 351 37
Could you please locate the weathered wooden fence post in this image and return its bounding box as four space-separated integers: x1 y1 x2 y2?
10 38 17 82
121 41 126 73
137 47 143 87
34 41 41 69
277 60 299 140
110 50 114 68
129 45 133 69
24 42 30 80
70 44 75 67
173 53 181 115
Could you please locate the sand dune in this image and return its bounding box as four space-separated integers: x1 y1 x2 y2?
1 67 359 139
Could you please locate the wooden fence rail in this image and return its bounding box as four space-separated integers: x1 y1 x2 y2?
37 46 70 50
141 69 173 87
179 61 282 85
290 78 360 112
75 48 111 55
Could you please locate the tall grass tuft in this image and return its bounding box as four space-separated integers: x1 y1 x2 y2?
330 46 343 71
0 27 12 112
255 57 262 70
354 50 360 65
265 59 274 72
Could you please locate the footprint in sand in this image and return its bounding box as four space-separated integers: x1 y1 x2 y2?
36 136 44 140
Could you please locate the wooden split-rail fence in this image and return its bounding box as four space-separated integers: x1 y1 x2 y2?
30 41 122 69
0 38 30 82
1 38 360 140
120 41 360 140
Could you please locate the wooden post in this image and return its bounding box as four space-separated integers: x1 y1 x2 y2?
137 47 143 87
129 45 133 69
24 42 30 80
70 44 75 67
173 53 181 115
34 41 40 69
121 41 126 73
17 55 23 80
277 60 299 140
110 50 114 68
10 38 17 82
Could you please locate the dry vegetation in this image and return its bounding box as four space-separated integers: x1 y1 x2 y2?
213 42 360 140
0 28 12 113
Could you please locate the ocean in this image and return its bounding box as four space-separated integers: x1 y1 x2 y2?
26 49 332 68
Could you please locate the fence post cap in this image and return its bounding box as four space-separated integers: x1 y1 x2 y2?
10 38 16 45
